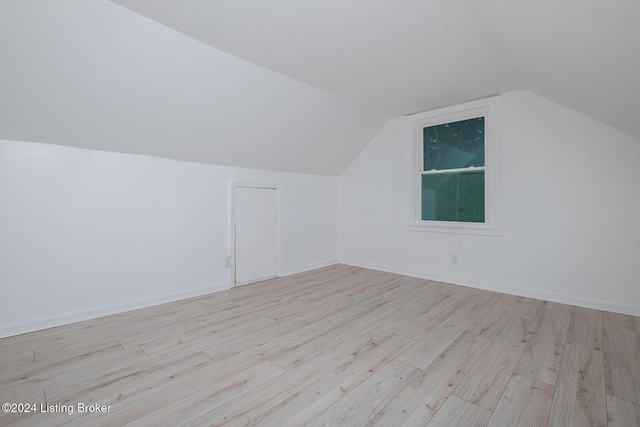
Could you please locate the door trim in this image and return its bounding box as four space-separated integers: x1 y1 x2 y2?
230 182 281 287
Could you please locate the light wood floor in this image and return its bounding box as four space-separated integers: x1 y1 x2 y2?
1 264 639 426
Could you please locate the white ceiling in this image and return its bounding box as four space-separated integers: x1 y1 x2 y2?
110 0 640 137
2 0 639 176
0 0 386 176
465 0 640 142
108 0 521 118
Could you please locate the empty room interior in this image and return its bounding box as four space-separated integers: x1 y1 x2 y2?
1 1 640 426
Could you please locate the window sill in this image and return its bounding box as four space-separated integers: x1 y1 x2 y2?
405 222 501 236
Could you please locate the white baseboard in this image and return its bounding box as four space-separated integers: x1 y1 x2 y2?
342 259 640 317
0 282 231 339
6 260 636 339
280 260 339 277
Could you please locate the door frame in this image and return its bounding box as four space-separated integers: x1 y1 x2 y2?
230 182 281 287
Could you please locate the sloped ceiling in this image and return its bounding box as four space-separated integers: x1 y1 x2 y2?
107 0 521 119
2 1 639 176
0 0 387 176
464 0 640 142
110 0 640 138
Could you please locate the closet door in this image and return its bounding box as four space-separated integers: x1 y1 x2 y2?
235 186 278 285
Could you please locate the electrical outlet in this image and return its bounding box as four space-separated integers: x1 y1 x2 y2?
451 254 459 265
225 256 233 269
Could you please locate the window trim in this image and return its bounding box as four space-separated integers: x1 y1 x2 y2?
405 96 501 236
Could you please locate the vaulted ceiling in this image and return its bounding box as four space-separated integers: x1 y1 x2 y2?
110 0 640 134
2 0 639 175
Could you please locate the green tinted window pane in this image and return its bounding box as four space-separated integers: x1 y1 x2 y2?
423 117 485 171
421 172 485 222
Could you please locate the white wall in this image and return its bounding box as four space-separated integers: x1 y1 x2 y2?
340 90 640 316
4 88 638 337
0 139 339 337
0 0 386 176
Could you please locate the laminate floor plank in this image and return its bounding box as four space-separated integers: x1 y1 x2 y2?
0 351 35 382
266 300 404 369
182 335 380 426
33 336 125 363
356 291 448 340
454 317 535 410
467 294 524 339
59 349 285 426
395 288 476 340
44 350 214 406
391 287 460 336
0 318 106 349
248 333 416 427
574 346 606 427
545 301 573 313
515 309 571 386
423 395 492 427
383 278 442 310
292 272 408 310
113 303 243 349
607 395 640 427
516 380 555 427
14 351 213 427
112 298 276 349
396 303 487 370
513 298 547 322
274 302 376 349
200 323 299 362
537 326 571 386
138 316 278 356
237 265 368 302
0 265 632 426
0 343 131 396
370 331 491 426
102 299 211 326
274 275 413 327
621 314 640 404
487 373 533 427
0 389 46 426
268 317 388 372
548 344 607 427
305 360 420 427
269 274 393 324
567 305 603 351
2 330 120 371
124 359 285 426
469 290 507 308
547 343 580 427
603 311 639 403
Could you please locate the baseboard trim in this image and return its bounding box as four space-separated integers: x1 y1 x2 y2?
0 282 231 339
280 260 339 277
6 260 636 339
342 259 640 317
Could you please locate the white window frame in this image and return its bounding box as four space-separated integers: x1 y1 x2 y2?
405 95 501 236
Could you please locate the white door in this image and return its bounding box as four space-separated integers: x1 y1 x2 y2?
235 187 278 285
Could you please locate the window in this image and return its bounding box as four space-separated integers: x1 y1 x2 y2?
406 96 501 235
